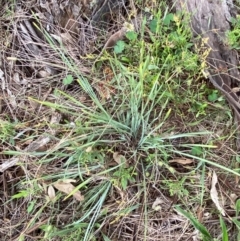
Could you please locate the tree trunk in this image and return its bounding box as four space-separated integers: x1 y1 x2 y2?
175 0 240 147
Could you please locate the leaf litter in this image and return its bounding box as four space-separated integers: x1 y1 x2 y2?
210 171 225 216
53 179 84 202
0 0 240 240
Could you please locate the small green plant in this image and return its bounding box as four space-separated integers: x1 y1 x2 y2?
162 176 189 198
191 146 203 156
0 119 16 144
40 224 57 239
125 31 138 41
208 90 219 102
63 74 74 85
113 166 136 190
114 40 125 54
12 189 31 199
226 16 240 49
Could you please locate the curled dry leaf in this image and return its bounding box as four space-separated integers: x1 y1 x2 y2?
169 158 194 165
48 185 56 201
53 180 84 202
95 65 116 100
152 197 164 211
85 146 92 153
210 171 225 216
113 152 128 167
232 87 240 93
61 179 76 184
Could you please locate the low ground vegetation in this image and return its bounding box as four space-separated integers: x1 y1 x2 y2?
1 0 240 240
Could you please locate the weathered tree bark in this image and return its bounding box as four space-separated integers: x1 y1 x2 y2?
175 0 240 148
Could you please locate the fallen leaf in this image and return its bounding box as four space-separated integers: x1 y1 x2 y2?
61 179 76 184
152 197 164 211
95 66 116 100
232 87 240 93
210 171 225 216
48 185 56 201
169 158 194 165
53 180 84 201
113 152 128 167
85 146 92 153
103 66 114 82
230 193 238 209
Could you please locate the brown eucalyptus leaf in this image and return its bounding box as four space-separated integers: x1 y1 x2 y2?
53 180 84 201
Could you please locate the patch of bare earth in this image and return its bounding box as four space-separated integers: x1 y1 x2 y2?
0 0 240 240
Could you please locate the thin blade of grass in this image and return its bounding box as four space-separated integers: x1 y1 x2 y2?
219 215 228 241
175 205 212 240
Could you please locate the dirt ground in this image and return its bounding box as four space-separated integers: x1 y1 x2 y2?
1 0 240 240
